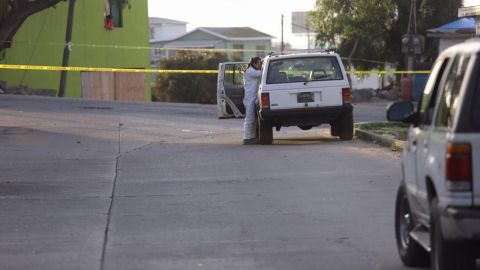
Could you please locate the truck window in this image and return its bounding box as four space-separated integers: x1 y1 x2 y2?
418 58 450 126
434 55 471 130
223 64 245 86
266 56 343 84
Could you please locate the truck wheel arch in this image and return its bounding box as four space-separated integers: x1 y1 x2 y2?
426 176 437 207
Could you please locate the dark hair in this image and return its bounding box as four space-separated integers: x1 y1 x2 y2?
247 57 262 70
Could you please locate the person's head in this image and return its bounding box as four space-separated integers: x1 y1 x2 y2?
247 57 262 70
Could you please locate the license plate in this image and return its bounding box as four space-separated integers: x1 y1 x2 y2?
297 92 314 103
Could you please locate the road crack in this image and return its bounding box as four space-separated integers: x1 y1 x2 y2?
100 119 121 270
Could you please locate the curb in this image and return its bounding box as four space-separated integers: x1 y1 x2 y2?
355 128 406 151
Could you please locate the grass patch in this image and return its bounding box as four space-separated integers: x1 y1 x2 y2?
355 122 410 141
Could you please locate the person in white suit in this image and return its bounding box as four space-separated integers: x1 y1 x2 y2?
242 57 262 145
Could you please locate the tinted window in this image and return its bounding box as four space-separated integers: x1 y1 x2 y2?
434 55 471 129
417 58 450 126
266 56 343 84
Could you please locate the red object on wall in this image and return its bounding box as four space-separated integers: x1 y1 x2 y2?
104 16 113 30
400 75 413 101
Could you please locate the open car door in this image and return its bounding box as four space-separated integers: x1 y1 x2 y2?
217 62 247 118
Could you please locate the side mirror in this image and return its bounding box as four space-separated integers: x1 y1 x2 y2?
386 101 415 122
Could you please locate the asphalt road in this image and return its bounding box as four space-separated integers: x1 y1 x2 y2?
0 95 417 270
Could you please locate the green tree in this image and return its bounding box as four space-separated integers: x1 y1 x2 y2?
0 0 131 49
386 0 462 69
310 0 396 70
152 51 229 104
0 0 65 49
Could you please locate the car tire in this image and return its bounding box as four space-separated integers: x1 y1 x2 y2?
257 116 273 145
339 113 354 141
299 125 313 131
330 122 340 137
394 184 430 267
430 198 476 270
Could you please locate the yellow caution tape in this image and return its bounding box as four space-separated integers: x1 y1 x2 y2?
0 64 218 74
0 64 431 75
348 70 431 75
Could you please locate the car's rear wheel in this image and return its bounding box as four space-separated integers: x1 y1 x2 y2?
430 198 476 270
257 116 273 145
339 113 353 140
330 122 340 137
395 185 429 267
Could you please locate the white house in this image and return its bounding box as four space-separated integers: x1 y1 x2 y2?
149 17 188 65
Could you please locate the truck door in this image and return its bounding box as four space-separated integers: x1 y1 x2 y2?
413 57 451 217
217 62 247 118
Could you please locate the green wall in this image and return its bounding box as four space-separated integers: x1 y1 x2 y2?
0 0 150 100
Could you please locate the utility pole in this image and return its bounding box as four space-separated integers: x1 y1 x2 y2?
307 22 310 52
58 0 76 98
281 14 284 54
400 0 420 101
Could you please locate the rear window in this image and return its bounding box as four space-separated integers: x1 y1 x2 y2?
266 56 343 84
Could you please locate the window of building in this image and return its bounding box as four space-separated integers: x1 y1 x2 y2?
150 28 155 39
109 0 123 28
232 44 244 60
256 45 266 58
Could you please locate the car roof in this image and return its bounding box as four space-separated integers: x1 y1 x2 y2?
266 52 339 61
442 38 480 55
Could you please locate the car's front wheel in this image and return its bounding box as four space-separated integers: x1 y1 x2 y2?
257 116 273 145
395 184 429 267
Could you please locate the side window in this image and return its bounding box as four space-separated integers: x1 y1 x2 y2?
417 58 450 126
103 0 123 30
223 64 245 86
233 64 245 85
434 55 471 129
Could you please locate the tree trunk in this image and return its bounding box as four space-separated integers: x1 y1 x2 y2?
0 0 63 49
347 38 359 70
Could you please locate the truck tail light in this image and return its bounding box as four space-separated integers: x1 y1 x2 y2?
261 93 270 109
342 88 352 104
446 143 472 191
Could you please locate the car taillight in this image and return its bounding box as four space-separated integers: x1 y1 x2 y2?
261 93 270 109
446 143 472 191
342 88 352 104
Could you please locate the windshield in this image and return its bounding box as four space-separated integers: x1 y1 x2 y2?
266 56 344 84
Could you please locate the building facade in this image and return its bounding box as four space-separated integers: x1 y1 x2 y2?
157 27 273 62
0 0 150 100
149 17 187 66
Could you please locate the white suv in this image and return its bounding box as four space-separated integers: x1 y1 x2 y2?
217 52 353 144
387 40 480 270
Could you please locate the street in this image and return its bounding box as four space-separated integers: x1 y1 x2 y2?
0 95 416 270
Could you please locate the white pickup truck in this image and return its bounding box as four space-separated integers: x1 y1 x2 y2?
387 40 480 270
217 52 353 144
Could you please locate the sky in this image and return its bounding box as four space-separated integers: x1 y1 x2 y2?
148 0 480 49
147 0 317 49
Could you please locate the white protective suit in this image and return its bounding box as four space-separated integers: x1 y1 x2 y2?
243 66 262 140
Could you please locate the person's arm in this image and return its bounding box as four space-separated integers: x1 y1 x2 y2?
246 67 262 79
